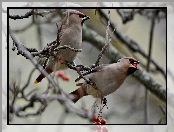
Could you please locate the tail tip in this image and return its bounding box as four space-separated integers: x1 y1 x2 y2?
34 80 39 84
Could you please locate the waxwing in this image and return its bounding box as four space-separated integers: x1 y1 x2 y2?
70 57 140 103
34 10 90 84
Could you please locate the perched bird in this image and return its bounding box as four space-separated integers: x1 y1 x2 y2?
70 57 140 103
34 10 90 84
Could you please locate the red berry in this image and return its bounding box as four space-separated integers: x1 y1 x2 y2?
95 122 101 125
101 126 108 132
92 116 100 123
62 75 70 81
57 70 64 77
100 118 106 124
92 125 101 131
92 116 97 122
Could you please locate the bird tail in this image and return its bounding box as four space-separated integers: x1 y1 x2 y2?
34 67 53 84
34 74 45 84
70 86 88 103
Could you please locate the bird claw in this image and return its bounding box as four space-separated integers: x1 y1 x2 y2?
86 79 96 89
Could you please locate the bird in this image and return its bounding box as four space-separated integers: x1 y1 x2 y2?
34 10 90 84
70 57 140 103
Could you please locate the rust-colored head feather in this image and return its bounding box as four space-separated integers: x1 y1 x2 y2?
62 10 90 25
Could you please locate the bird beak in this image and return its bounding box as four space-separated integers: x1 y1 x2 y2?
128 60 140 74
83 16 90 21
81 16 90 25
132 61 140 70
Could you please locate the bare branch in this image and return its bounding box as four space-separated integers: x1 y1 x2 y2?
144 10 159 124
54 45 82 52
9 9 57 20
9 27 92 121
95 10 112 66
117 9 166 24
98 9 166 78
82 25 166 102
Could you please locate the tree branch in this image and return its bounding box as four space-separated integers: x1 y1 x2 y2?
82 25 166 102
9 27 92 120
98 9 166 78
9 9 57 20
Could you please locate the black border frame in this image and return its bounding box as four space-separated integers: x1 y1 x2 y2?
7 6 167 125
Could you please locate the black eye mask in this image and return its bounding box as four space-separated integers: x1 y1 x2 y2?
80 15 90 25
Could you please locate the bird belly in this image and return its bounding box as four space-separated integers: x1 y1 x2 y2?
61 49 78 62
54 61 67 71
94 73 123 97
84 84 103 98
101 81 120 96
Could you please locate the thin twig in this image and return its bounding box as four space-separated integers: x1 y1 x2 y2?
95 10 111 66
145 10 159 124
65 62 90 83
75 10 115 82
54 45 82 52
16 102 47 118
117 9 166 24
21 68 36 91
9 9 57 20
82 25 166 102
9 27 92 120
35 11 43 49
98 9 166 78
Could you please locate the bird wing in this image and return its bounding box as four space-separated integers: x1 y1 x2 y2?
92 64 109 72
75 64 109 82
36 57 48 68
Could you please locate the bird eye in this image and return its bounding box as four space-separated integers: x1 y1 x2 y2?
79 14 85 18
129 59 140 65
129 59 134 64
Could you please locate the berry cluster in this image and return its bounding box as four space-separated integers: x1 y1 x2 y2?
57 70 70 81
92 125 108 132
92 116 106 125
92 116 108 132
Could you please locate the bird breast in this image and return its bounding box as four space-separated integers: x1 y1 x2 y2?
85 64 128 97
57 25 82 62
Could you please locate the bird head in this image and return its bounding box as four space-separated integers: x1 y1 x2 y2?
117 57 140 75
63 10 90 25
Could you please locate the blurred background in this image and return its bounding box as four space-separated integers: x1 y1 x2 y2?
2 2 173 132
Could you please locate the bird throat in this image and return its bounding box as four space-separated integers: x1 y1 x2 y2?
127 67 137 75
